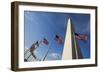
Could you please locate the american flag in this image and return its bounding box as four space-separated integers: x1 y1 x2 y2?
43 38 49 45
75 33 87 41
55 35 64 44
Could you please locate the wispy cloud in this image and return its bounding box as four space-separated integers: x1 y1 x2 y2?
50 52 61 59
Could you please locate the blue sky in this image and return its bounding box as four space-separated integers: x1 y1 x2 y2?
24 11 90 61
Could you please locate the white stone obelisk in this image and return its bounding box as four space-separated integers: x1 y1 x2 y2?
62 18 73 60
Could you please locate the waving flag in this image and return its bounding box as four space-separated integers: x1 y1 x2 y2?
55 35 64 44
43 38 49 45
30 41 39 51
75 33 87 41
29 41 39 59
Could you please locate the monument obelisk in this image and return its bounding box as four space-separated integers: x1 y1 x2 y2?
62 18 83 60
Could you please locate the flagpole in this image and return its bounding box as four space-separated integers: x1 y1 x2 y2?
71 18 78 59
71 18 83 59
24 41 42 61
42 32 64 61
25 46 39 61
42 38 54 61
